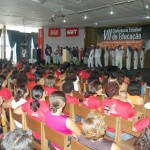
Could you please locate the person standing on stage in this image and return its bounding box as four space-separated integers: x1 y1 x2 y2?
116 45 123 69
140 46 145 69
88 46 94 67
110 47 115 66
45 44 52 64
126 44 132 70
95 45 102 67
104 46 109 67
134 46 138 69
115 45 119 67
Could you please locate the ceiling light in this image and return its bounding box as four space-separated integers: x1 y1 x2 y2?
84 15 87 20
110 10 114 15
95 22 98 26
145 5 149 9
145 16 150 19
63 18 66 22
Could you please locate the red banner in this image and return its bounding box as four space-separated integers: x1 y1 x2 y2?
38 29 44 59
48 28 61 37
66 28 79 36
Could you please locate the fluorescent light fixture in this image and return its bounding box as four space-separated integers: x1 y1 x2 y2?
145 5 149 9
110 10 114 15
95 22 98 26
63 18 66 22
84 15 87 20
145 16 150 19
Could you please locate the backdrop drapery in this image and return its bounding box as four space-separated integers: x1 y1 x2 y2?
7 30 19 61
31 32 38 49
0 29 2 37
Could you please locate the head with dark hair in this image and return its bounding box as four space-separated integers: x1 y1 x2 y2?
110 71 117 79
49 91 66 113
133 72 143 83
59 65 67 74
135 124 150 150
45 76 55 87
14 85 27 102
85 80 102 98
66 70 77 82
30 85 44 112
105 82 119 98
17 73 28 87
117 70 125 85
0 75 6 90
62 80 74 94
87 70 100 83
127 81 141 96
0 128 33 150
34 71 44 85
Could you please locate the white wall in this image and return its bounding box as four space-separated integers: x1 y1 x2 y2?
44 27 85 58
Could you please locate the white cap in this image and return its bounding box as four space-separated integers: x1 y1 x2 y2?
144 102 150 109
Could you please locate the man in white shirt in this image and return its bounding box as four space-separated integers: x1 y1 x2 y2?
116 45 123 69
95 45 102 67
88 46 94 67
104 46 109 67
126 45 132 70
140 46 145 69
110 48 115 66
134 46 138 69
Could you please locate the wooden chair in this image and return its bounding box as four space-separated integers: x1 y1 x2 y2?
9 107 25 131
24 114 42 150
71 104 91 121
80 82 88 93
103 114 120 143
145 87 150 95
8 80 16 96
143 95 150 104
144 108 150 117
1 108 9 133
72 90 84 100
71 139 90 150
63 103 73 117
134 105 144 114
42 123 69 150
117 118 140 150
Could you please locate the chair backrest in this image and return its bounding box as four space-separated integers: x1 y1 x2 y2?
103 114 120 143
80 82 88 93
71 139 90 150
1 108 9 133
145 88 150 95
72 104 91 121
144 95 150 104
144 108 150 117
42 123 69 150
72 90 84 100
63 103 73 117
134 105 144 114
9 107 24 131
117 118 140 143
24 114 42 150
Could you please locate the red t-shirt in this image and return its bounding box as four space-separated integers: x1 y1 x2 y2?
43 86 57 96
102 98 135 119
102 98 135 132
21 99 49 140
26 72 34 79
0 88 12 101
82 96 101 109
78 70 90 79
54 71 60 79
65 94 80 105
26 81 36 90
134 117 150 132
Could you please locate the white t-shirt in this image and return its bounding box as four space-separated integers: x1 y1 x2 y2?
11 98 27 128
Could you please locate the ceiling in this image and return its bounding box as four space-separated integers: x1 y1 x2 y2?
0 0 150 28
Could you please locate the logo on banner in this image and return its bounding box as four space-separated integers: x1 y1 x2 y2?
66 28 79 36
48 28 61 37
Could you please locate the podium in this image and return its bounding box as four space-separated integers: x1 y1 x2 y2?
62 49 70 63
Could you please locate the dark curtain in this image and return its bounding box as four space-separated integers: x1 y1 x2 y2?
0 29 2 37
31 32 38 48
19 32 32 60
7 30 19 61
